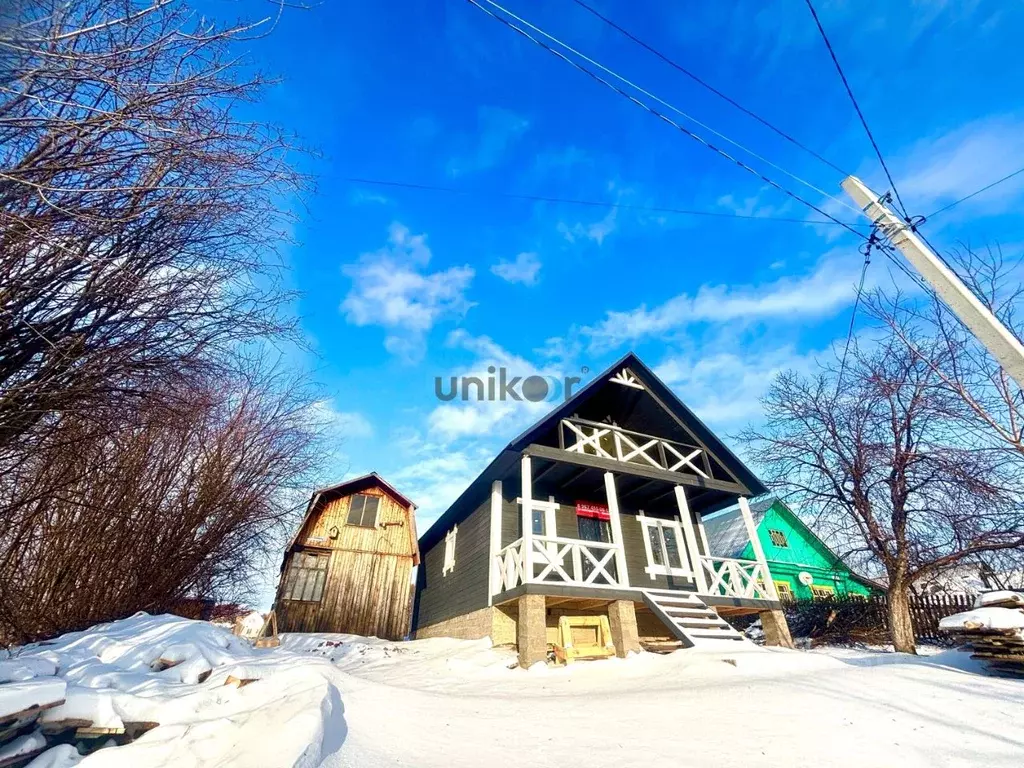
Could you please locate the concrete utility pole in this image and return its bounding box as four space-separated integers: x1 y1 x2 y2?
842 175 1024 390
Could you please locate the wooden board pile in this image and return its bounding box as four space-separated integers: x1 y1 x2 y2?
938 590 1024 678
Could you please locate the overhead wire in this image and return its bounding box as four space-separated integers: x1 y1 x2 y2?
465 0 867 237
803 0 908 219
568 0 851 178
344 177 868 227
835 231 875 392
469 0 864 219
926 165 1024 220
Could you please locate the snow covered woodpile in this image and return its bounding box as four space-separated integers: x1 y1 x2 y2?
939 591 1024 677
0 613 345 767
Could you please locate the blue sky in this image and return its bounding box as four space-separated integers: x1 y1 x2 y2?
230 0 1024 547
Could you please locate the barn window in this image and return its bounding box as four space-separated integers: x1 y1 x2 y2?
282 552 329 602
768 528 789 548
443 525 458 576
346 493 380 528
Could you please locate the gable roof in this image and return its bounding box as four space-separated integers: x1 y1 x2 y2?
312 472 416 510
283 472 419 564
419 351 767 551
703 497 882 589
702 500 771 559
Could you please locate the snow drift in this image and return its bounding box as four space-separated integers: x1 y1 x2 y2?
0 613 346 767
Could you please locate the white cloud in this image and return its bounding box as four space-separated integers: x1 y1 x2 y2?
334 411 374 439
426 331 581 442
583 254 864 352
349 188 390 206
894 116 1024 215
557 206 617 245
491 252 541 285
391 447 493 529
447 106 529 177
308 400 374 439
656 345 826 430
341 223 475 363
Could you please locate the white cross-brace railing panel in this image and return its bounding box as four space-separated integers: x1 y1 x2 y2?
699 556 770 600
490 535 625 593
530 535 623 587
561 418 709 478
494 538 525 593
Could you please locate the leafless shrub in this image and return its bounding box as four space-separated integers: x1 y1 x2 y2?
0 360 322 645
0 0 307 451
0 1 329 644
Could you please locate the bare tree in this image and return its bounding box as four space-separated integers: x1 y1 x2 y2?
0 0 305 451
741 333 1024 653
865 245 1024 594
0 1 332 645
0 358 324 645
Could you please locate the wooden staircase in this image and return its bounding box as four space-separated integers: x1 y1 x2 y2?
641 589 748 647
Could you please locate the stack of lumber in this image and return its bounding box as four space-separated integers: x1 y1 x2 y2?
939 591 1024 678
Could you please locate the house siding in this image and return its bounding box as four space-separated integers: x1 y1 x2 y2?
413 495 491 631
275 484 417 640
742 504 878 601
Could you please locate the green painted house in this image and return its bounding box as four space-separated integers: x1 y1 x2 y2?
703 497 880 601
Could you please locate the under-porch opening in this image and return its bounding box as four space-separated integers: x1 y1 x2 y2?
490 583 782 666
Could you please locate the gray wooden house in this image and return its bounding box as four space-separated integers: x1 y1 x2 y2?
412 353 792 666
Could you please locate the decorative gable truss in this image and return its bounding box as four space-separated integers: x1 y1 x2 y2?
610 367 644 390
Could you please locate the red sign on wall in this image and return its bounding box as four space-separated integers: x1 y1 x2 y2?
576 501 610 520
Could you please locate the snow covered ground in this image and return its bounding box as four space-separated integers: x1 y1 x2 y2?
2 615 1022 767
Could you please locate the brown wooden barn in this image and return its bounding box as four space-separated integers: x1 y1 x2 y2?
274 473 419 639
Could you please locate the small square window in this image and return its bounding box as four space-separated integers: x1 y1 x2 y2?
346 494 379 528
768 529 789 548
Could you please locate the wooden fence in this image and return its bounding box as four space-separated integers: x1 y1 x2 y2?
902 594 975 641
731 593 976 644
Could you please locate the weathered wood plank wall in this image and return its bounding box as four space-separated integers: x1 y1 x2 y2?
276 485 417 640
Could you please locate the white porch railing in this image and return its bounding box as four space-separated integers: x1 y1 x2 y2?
559 417 710 478
495 537 526 593
699 556 771 600
492 535 625 593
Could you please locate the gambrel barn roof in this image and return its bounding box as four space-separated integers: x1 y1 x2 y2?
419 352 767 552
285 472 419 565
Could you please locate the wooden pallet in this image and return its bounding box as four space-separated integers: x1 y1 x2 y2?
552 615 615 665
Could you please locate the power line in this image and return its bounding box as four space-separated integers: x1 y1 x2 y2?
569 0 851 178
927 165 1024 220
346 177 868 227
835 232 875 392
803 0 908 219
465 0 867 239
470 0 863 219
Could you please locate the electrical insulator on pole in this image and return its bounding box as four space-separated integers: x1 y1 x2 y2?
842 175 1024 390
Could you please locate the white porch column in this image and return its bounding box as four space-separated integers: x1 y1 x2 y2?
488 480 502 605
738 496 778 600
603 472 630 588
521 454 533 583
674 486 709 593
